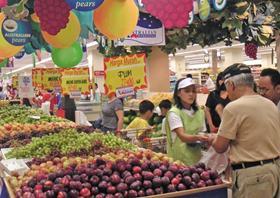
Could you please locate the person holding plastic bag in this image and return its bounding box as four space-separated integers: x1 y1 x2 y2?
165 78 209 165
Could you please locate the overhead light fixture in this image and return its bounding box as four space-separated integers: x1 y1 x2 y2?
5 41 99 75
86 41 98 48
6 57 52 75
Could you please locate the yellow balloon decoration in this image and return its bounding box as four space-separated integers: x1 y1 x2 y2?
0 13 23 59
42 12 81 48
93 0 139 40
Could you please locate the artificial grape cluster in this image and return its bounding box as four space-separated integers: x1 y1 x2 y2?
245 43 258 59
34 0 71 35
6 129 136 159
142 0 193 29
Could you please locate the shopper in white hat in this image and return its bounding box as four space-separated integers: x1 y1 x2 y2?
165 78 209 165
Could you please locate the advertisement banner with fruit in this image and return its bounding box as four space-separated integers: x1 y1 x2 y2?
11 75 18 89
60 68 90 95
18 75 34 98
32 68 43 89
104 53 147 97
41 68 62 91
115 12 165 46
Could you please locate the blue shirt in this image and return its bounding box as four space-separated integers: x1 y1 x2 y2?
0 92 6 100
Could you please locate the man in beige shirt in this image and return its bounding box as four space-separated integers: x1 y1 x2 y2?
210 63 280 198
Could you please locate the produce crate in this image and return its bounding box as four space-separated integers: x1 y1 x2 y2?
120 128 166 152
145 183 230 198
142 136 167 153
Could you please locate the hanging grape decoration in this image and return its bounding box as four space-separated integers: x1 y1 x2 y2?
245 43 258 60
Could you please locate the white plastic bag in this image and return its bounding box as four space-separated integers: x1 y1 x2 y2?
41 101 50 115
75 111 92 126
199 146 229 174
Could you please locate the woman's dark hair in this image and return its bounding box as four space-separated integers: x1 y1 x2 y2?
219 83 227 92
216 72 224 91
173 78 199 112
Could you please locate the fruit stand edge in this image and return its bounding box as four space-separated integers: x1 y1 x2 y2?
3 178 15 198
143 182 231 198
4 178 230 198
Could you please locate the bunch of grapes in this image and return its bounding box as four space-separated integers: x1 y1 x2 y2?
34 0 71 35
245 43 258 59
6 129 136 159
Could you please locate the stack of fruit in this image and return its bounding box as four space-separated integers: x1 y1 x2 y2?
0 100 9 107
0 105 79 148
125 93 173 108
6 129 136 160
0 105 66 125
0 122 77 148
9 150 223 198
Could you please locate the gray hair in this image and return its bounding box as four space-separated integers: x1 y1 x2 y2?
226 73 255 88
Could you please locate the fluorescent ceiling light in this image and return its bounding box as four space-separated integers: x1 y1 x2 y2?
176 43 245 56
5 42 98 75
6 57 52 75
243 60 262 65
86 41 98 48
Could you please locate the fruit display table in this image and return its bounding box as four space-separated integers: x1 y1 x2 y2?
3 147 231 198
147 183 230 198
3 179 230 198
2 178 14 198
8 100 21 105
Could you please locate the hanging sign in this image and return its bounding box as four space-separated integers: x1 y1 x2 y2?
61 68 90 96
32 68 43 88
104 53 147 97
94 70 105 77
65 0 104 11
41 68 62 91
12 75 18 89
1 18 32 46
115 12 165 46
116 86 135 98
14 48 25 59
18 75 34 98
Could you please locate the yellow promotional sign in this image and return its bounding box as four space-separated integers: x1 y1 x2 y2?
41 68 62 90
104 53 147 97
12 75 19 89
61 68 90 95
32 68 43 89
